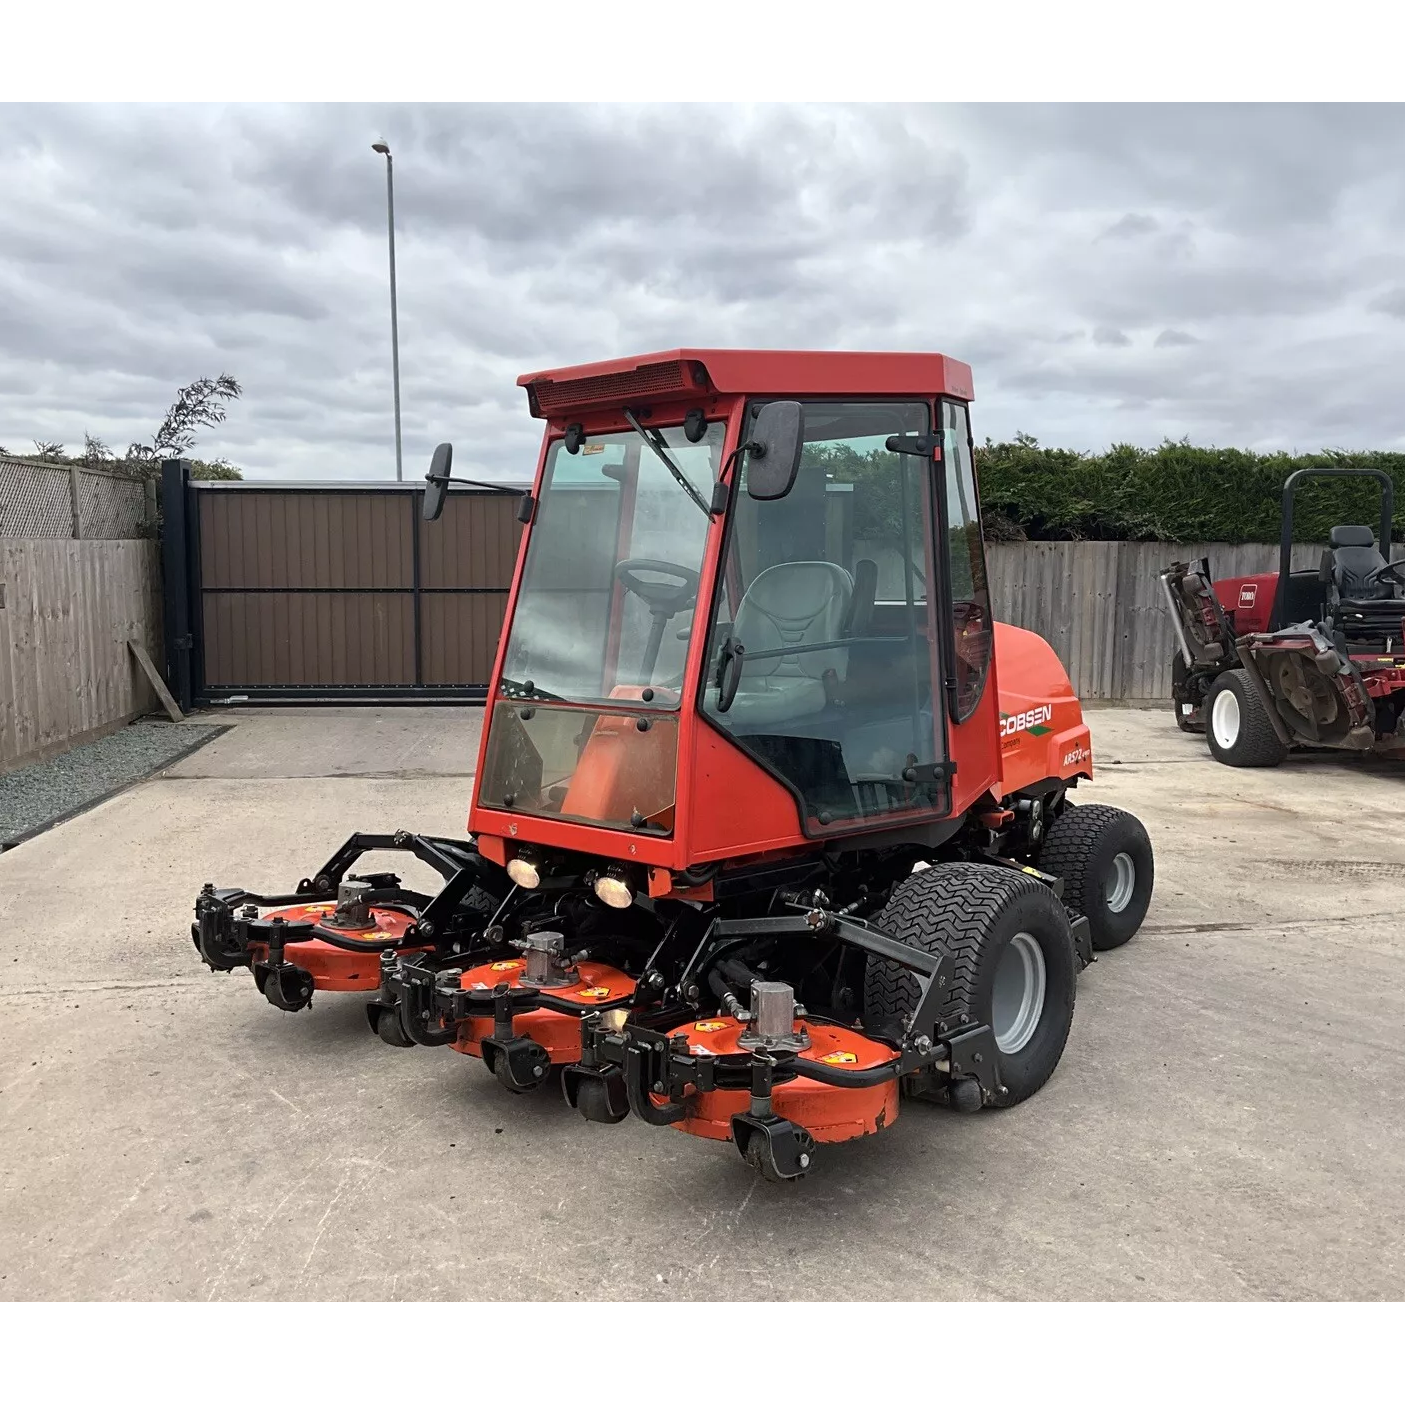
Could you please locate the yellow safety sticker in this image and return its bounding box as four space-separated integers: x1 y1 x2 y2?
578 986 611 999
694 1020 728 1032
489 960 523 971
821 1050 858 1064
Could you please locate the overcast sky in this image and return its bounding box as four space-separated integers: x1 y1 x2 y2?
2 103 1403 481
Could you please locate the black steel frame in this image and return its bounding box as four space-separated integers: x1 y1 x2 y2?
160 462 512 706
1274 467 1395 630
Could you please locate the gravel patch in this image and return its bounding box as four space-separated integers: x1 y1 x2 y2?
0 719 226 847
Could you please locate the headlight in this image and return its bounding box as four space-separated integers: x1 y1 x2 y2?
506 850 542 889
593 865 634 910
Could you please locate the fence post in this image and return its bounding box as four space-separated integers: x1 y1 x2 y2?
68 464 83 539
160 459 194 713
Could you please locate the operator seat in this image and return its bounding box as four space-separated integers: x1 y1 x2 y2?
722 561 853 725
1325 526 1396 603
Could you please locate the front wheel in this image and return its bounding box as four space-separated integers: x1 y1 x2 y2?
1038 803 1154 951
863 863 1077 1108
1205 670 1288 768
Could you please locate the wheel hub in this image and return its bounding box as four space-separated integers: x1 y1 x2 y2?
1106 851 1136 913
991 931 1047 1055
1211 687 1241 749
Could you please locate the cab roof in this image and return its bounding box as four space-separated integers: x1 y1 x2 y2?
517 348 974 419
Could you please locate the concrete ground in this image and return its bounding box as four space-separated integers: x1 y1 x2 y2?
1 703 1402 1301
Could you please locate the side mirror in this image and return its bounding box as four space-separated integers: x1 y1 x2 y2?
745 401 804 501
423 442 452 522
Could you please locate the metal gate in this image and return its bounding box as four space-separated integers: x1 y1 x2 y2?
160 461 525 706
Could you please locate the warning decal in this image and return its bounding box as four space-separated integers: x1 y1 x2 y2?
694 1020 728 1032
821 1050 858 1064
489 960 523 972
578 986 611 999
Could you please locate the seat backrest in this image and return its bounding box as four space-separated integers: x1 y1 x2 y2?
1328 525 1390 600
840 557 878 638
733 562 853 681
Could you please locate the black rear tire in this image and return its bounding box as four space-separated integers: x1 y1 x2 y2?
863 863 1077 1108
1038 803 1153 951
1205 670 1288 768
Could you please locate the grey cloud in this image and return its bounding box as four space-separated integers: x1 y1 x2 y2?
1101 213 1160 239
1370 287 1405 319
2 102 1405 479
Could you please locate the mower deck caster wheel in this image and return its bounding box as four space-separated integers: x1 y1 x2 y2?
563 1063 630 1123
254 962 315 1013
732 1114 816 1182
482 1036 552 1094
370 1002 414 1048
571 1074 630 1125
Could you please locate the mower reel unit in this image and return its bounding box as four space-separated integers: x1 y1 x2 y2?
1162 466 1405 765
192 831 509 1025
193 348 1156 1181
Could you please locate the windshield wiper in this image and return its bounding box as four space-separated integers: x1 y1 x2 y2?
622 408 713 518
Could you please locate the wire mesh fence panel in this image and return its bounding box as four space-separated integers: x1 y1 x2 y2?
0 457 74 537
78 467 149 538
0 457 148 539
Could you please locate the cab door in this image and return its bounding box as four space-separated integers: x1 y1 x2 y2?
700 399 951 836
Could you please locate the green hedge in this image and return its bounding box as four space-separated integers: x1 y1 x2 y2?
975 436 1405 544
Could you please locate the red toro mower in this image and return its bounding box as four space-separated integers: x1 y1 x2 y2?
193 349 1153 1181
1162 467 1405 766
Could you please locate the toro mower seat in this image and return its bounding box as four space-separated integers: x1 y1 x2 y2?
723 561 853 725
1325 526 1397 603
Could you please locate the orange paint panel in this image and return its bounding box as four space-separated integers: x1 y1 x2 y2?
676 1082 899 1145
450 960 634 1065
991 622 1092 798
250 904 421 992
686 719 808 862
663 1015 900 1145
476 834 508 867
667 1013 895 1069
455 1009 584 1063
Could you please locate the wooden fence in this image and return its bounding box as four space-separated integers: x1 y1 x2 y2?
0 538 164 771
0 524 1394 772
986 540 1353 701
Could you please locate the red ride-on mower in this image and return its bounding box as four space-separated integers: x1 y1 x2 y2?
1162 466 1405 766
343 348 1155 1180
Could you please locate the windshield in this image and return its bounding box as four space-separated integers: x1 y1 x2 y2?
499 421 725 707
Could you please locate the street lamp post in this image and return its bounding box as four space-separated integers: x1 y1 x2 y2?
372 141 403 482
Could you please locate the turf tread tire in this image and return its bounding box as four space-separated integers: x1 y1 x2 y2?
1038 803 1154 951
1206 670 1288 768
862 863 1076 1109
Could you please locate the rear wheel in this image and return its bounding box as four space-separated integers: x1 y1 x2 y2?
1039 803 1154 951
863 863 1077 1108
1206 670 1288 768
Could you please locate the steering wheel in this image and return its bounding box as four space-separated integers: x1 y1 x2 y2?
1366 558 1405 588
614 558 700 615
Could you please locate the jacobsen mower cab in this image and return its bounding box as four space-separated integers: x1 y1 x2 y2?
192 349 1154 1181
1162 467 1405 766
